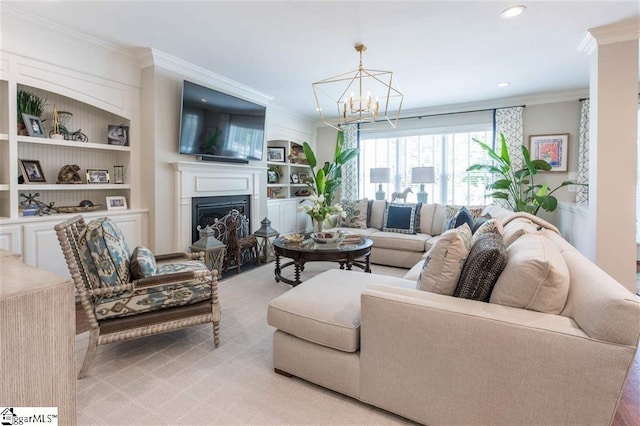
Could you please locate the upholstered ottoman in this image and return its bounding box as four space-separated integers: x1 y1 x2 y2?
267 269 415 398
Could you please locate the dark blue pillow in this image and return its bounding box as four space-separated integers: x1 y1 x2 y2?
383 203 421 234
447 206 474 231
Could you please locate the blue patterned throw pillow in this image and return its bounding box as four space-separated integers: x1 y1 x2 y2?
446 206 474 231
383 203 421 234
78 217 131 290
130 246 158 279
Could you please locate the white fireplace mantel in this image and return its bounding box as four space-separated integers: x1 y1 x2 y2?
171 161 264 251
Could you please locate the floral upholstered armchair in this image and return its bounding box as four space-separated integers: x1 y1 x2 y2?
55 215 221 378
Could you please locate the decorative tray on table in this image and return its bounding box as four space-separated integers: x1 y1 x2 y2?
311 231 346 245
283 233 305 243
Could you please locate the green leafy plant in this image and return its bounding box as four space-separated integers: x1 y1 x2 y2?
17 90 46 125
467 133 584 215
302 130 358 207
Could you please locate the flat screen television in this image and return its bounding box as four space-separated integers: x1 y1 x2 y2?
179 80 266 163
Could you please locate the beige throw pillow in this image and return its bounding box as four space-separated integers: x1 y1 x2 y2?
502 219 539 247
417 223 472 295
490 233 570 314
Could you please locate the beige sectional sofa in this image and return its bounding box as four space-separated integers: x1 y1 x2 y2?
329 201 484 268
268 215 640 425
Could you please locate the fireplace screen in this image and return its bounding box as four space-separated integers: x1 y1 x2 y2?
192 195 253 271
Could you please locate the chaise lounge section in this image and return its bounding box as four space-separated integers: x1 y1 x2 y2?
268 219 640 425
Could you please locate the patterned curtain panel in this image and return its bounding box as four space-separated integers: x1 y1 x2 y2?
576 99 590 205
341 124 359 201
494 106 525 171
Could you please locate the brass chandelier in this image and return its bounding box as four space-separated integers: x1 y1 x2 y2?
312 43 404 131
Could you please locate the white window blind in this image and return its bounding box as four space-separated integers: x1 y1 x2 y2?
359 126 494 205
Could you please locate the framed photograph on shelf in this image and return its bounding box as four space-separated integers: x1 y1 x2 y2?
106 196 128 210
267 147 286 162
267 170 278 183
529 133 569 172
22 114 46 138
86 169 110 184
290 173 299 184
19 159 46 183
297 172 309 183
107 125 129 146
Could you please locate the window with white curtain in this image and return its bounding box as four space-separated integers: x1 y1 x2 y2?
359 126 494 205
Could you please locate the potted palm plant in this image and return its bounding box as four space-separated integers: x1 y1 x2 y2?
467 133 585 215
17 90 46 136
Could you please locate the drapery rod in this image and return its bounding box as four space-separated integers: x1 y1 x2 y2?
579 93 640 101
396 104 526 121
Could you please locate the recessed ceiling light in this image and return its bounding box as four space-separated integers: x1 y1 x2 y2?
501 5 526 19
497 82 510 88
200 98 207 103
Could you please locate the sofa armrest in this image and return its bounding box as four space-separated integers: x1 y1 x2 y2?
359 285 637 426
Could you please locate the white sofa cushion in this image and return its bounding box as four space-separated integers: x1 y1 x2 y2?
417 223 472 295
369 231 430 252
267 269 415 352
491 233 570 314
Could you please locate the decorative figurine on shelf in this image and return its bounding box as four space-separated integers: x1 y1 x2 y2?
391 187 413 203
19 192 57 216
57 164 82 184
50 104 64 140
47 110 88 142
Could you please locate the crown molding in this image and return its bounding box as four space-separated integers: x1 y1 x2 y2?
402 89 589 119
589 17 640 45
138 48 273 106
579 17 640 55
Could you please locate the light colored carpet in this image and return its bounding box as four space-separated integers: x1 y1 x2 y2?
76 262 416 425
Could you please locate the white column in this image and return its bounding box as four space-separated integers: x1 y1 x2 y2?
580 19 639 292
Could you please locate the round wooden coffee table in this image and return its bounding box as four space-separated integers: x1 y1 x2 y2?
272 236 373 286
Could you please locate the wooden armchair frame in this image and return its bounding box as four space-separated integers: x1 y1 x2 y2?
55 215 221 378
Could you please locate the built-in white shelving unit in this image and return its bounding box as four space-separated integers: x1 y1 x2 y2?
266 140 313 200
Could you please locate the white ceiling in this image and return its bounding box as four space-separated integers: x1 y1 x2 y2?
4 1 639 119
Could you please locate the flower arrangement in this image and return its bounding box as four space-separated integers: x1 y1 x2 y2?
296 130 358 232
298 194 345 232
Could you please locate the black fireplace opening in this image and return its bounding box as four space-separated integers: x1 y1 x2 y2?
191 195 251 244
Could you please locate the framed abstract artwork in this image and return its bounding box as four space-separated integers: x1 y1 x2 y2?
529 134 569 172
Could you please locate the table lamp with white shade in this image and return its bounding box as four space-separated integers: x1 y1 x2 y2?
411 167 435 203
370 167 391 201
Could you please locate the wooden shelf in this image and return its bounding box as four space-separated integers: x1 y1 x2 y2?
17 135 130 152
18 184 131 191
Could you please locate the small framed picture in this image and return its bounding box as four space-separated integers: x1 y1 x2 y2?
297 172 309 183
267 147 286 162
529 134 569 172
86 169 110 184
290 173 299 184
22 114 46 138
107 125 129 146
19 159 46 183
106 196 127 210
267 170 278 183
